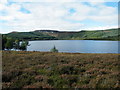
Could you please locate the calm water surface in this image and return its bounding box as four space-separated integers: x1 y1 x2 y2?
27 40 119 53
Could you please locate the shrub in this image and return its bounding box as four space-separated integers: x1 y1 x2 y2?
47 75 66 88
59 65 79 75
11 73 36 88
50 46 58 52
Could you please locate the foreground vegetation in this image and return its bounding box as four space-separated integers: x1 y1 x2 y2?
2 51 120 88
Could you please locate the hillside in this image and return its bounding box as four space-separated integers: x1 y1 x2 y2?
4 32 57 40
3 28 120 41
2 51 120 88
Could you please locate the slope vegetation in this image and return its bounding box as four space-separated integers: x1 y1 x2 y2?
3 28 120 40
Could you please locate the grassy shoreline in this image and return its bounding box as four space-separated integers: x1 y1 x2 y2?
2 51 120 88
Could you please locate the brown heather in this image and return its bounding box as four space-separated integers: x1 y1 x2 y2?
2 51 120 88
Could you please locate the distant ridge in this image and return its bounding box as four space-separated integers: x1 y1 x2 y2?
2 28 120 41
9 31 19 33
35 30 59 33
34 28 119 33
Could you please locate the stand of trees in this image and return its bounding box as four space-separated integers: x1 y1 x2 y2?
2 35 29 51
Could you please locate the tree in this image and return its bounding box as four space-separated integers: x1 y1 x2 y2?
50 46 58 52
19 41 29 51
2 35 7 50
14 40 20 50
5 38 14 50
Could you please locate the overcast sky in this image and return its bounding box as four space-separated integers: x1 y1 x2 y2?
0 0 119 33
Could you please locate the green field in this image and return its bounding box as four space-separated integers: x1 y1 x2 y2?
2 51 120 88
